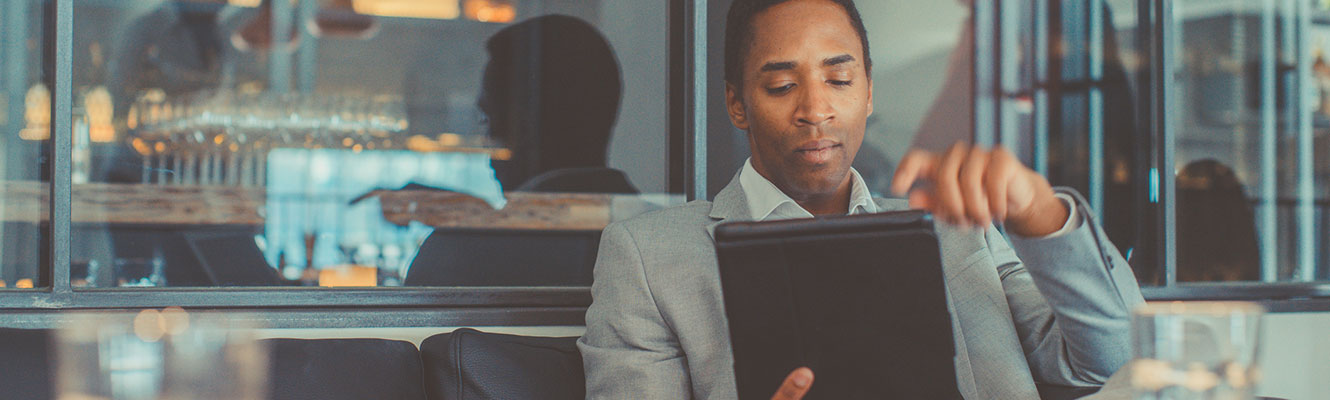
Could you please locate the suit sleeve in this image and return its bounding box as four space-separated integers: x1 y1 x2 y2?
989 188 1146 386
578 223 692 398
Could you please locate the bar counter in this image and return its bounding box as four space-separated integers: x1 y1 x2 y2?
0 181 665 230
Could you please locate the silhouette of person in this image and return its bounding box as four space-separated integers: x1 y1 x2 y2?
405 15 632 287
1175 159 1261 282
480 14 637 194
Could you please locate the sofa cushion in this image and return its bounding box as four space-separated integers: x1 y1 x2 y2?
420 328 583 400
0 328 52 400
264 338 426 400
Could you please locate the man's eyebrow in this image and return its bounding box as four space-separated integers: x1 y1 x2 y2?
824 54 856 67
759 61 796 73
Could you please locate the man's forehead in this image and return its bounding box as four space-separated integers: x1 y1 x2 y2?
745 1 862 64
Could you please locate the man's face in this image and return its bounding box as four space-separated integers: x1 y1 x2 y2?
726 0 873 200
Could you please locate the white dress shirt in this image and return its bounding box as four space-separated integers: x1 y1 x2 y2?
737 158 1079 238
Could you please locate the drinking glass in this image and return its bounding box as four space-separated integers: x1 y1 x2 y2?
55 309 270 400
1129 301 1264 400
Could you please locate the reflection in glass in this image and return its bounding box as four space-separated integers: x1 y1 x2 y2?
69 1 678 288
1169 0 1330 283
1175 160 1261 282
994 0 1330 284
482 15 634 194
406 15 632 287
974 0 1155 281
0 0 49 288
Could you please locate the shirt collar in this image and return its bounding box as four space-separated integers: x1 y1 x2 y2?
739 158 878 221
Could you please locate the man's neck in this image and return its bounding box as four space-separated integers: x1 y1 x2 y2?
789 178 854 216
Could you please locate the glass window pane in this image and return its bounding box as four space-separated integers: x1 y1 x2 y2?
1172 0 1292 283
71 0 679 288
1 0 50 289
1023 0 1330 286
1027 0 1155 284
1309 1 1330 281
1097 0 1154 284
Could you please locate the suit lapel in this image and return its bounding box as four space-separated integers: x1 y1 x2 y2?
704 172 753 239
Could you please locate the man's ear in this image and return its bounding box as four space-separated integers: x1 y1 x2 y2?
725 83 749 130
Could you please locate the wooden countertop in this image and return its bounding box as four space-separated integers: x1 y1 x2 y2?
0 181 665 230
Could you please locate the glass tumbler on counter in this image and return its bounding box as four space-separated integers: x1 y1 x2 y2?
1129 301 1264 400
55 309 269 400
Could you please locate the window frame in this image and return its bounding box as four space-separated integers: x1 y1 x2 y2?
0 0 703 328
974 0 1330 308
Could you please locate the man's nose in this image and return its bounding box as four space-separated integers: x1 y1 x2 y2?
794 84 835 127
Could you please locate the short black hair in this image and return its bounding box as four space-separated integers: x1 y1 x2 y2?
483 15 622 185
724 0 872 90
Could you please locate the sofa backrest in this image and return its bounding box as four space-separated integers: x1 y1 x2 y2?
420 328 584 400
0 328 52 400
0 327 589 400
265 337 427 400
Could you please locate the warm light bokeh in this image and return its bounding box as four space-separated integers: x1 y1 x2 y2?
318 265 379 287
21 83 50 141
463 0 516 23
353 0 461 20
84 86 116 143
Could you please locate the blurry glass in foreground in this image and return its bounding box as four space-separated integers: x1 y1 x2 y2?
56 308 269 400
1129 302 1264 400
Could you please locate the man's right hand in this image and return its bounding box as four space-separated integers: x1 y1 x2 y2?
771 367 814 400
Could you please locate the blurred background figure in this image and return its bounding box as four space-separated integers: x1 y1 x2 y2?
104 0 283 181
1175 159 1261 282
95 0 296 287
406 15 629 287
481 14 636 194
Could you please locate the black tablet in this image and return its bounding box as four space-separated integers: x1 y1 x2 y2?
714 210 962 400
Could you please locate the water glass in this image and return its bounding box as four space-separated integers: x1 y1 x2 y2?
1129 301 1264 400
55 309 269 400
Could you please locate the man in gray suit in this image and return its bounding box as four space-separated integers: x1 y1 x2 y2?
578 0 1145 398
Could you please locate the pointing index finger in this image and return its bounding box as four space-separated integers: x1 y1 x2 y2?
891 150 940 196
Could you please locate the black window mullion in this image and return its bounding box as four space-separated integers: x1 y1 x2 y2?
49 0 72 296
1152 0 1178 286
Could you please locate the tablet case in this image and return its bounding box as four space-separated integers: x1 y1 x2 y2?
714 210 962 399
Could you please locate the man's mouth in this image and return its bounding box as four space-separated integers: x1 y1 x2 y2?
794 140 842 164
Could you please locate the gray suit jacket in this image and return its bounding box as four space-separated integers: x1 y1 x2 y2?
578 173 1145 399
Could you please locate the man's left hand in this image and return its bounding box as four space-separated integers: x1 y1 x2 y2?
891 142 1069 237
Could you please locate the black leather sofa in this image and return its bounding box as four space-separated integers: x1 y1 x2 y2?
0 327 1274 400
1 327 586 400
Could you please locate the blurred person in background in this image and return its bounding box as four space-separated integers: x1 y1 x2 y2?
480 15 636 194
1175 159 1261 282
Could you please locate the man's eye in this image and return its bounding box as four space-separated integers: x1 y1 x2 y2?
829 79 853 87
766 84 795 95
